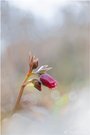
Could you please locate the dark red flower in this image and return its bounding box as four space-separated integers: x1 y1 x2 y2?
32 79 42 91
40 73 57 89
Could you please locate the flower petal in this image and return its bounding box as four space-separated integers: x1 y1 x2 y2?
40 74 57 89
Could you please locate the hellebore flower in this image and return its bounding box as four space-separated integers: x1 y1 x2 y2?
14 52 57 112
40 73 57 89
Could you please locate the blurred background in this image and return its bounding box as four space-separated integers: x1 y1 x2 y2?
1 0 90 135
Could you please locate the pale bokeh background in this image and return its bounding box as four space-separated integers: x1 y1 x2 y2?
1 0 90 135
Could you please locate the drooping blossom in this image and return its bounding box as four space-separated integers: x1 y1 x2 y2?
32 79 42 91
40 73 57 89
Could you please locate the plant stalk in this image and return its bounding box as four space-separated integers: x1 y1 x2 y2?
13 71 32 112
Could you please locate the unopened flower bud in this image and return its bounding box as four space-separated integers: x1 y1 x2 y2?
29 53 38 71
32 58 38 69
32 79 42 91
